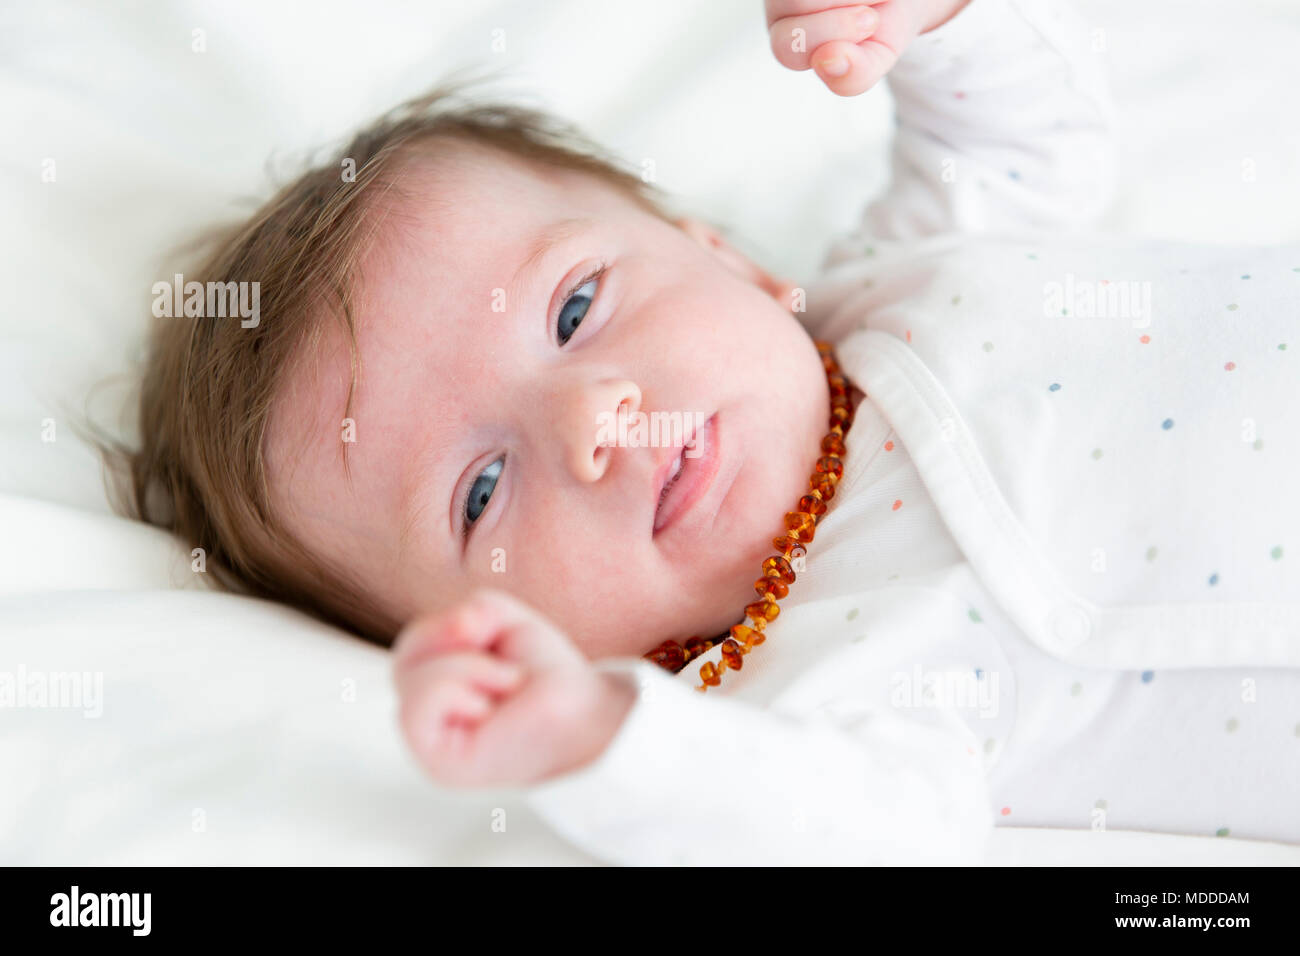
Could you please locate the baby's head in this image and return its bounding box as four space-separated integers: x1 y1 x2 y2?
130 86 830 657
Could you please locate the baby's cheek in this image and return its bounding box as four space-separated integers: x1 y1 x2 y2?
522 538 652 643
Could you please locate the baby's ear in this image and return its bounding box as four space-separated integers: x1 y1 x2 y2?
675 216 799 311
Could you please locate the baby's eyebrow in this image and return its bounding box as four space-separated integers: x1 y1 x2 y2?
510 216 595 293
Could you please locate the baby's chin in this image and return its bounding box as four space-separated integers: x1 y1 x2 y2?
650 413 827 648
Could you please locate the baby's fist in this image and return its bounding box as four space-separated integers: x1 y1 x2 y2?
392 588 635 789
766 1 970 96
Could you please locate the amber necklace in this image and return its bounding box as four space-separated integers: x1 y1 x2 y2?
642 340 856 692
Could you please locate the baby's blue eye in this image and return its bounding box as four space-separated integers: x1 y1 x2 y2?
465 457 504 529
557 277 598 346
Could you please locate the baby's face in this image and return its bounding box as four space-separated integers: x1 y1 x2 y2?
266 141 830 658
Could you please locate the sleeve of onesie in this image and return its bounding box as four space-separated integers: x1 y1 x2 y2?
515 657 993 866
841 0 1116 245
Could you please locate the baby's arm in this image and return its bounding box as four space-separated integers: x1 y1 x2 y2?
771 0 1116 242
523 658 992 866
394 590 991 865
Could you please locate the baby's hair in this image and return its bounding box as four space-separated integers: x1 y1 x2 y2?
114 81 674 647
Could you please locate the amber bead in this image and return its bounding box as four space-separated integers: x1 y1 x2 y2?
699 661 721 686
762 554 795 584
684 636 714 659
730 623 764 648
798 494 827 519
720 639 744 671
830 405 854 428
746 598 780 623
769 535 800 564
815 340 834 355
821 434 846 456
815 455 844 478
783 511 816 543
755 576 789 599
643 640 686 671
810 474 838 500
772 535 808 561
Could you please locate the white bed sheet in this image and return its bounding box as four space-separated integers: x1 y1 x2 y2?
3 0 1299 865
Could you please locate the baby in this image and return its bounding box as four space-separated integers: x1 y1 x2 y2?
128 0 1300 865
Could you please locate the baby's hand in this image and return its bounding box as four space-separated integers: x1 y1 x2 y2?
766 0 971 96
392 588 636 788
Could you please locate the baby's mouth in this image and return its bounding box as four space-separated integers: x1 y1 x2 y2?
652 414 718 535
658 452 685 506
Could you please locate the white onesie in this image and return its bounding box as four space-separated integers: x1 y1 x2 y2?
516 0 1300 865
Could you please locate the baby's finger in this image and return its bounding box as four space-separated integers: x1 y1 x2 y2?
398 667 501 768
769 5 879 72
764 0 886 27
810 37 897 97
394 649 525 700
392 593 508 670
458 587 585 671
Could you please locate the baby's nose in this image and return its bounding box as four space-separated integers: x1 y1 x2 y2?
563 379 642 483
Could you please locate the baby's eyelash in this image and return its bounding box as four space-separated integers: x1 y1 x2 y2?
459 479 474 541
460 455 505 541
553 261 606 348
560 263 606 312
569 263 605 297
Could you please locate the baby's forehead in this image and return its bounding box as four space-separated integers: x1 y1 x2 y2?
350 153 597 343
374 140 633 244
350 142 643 350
